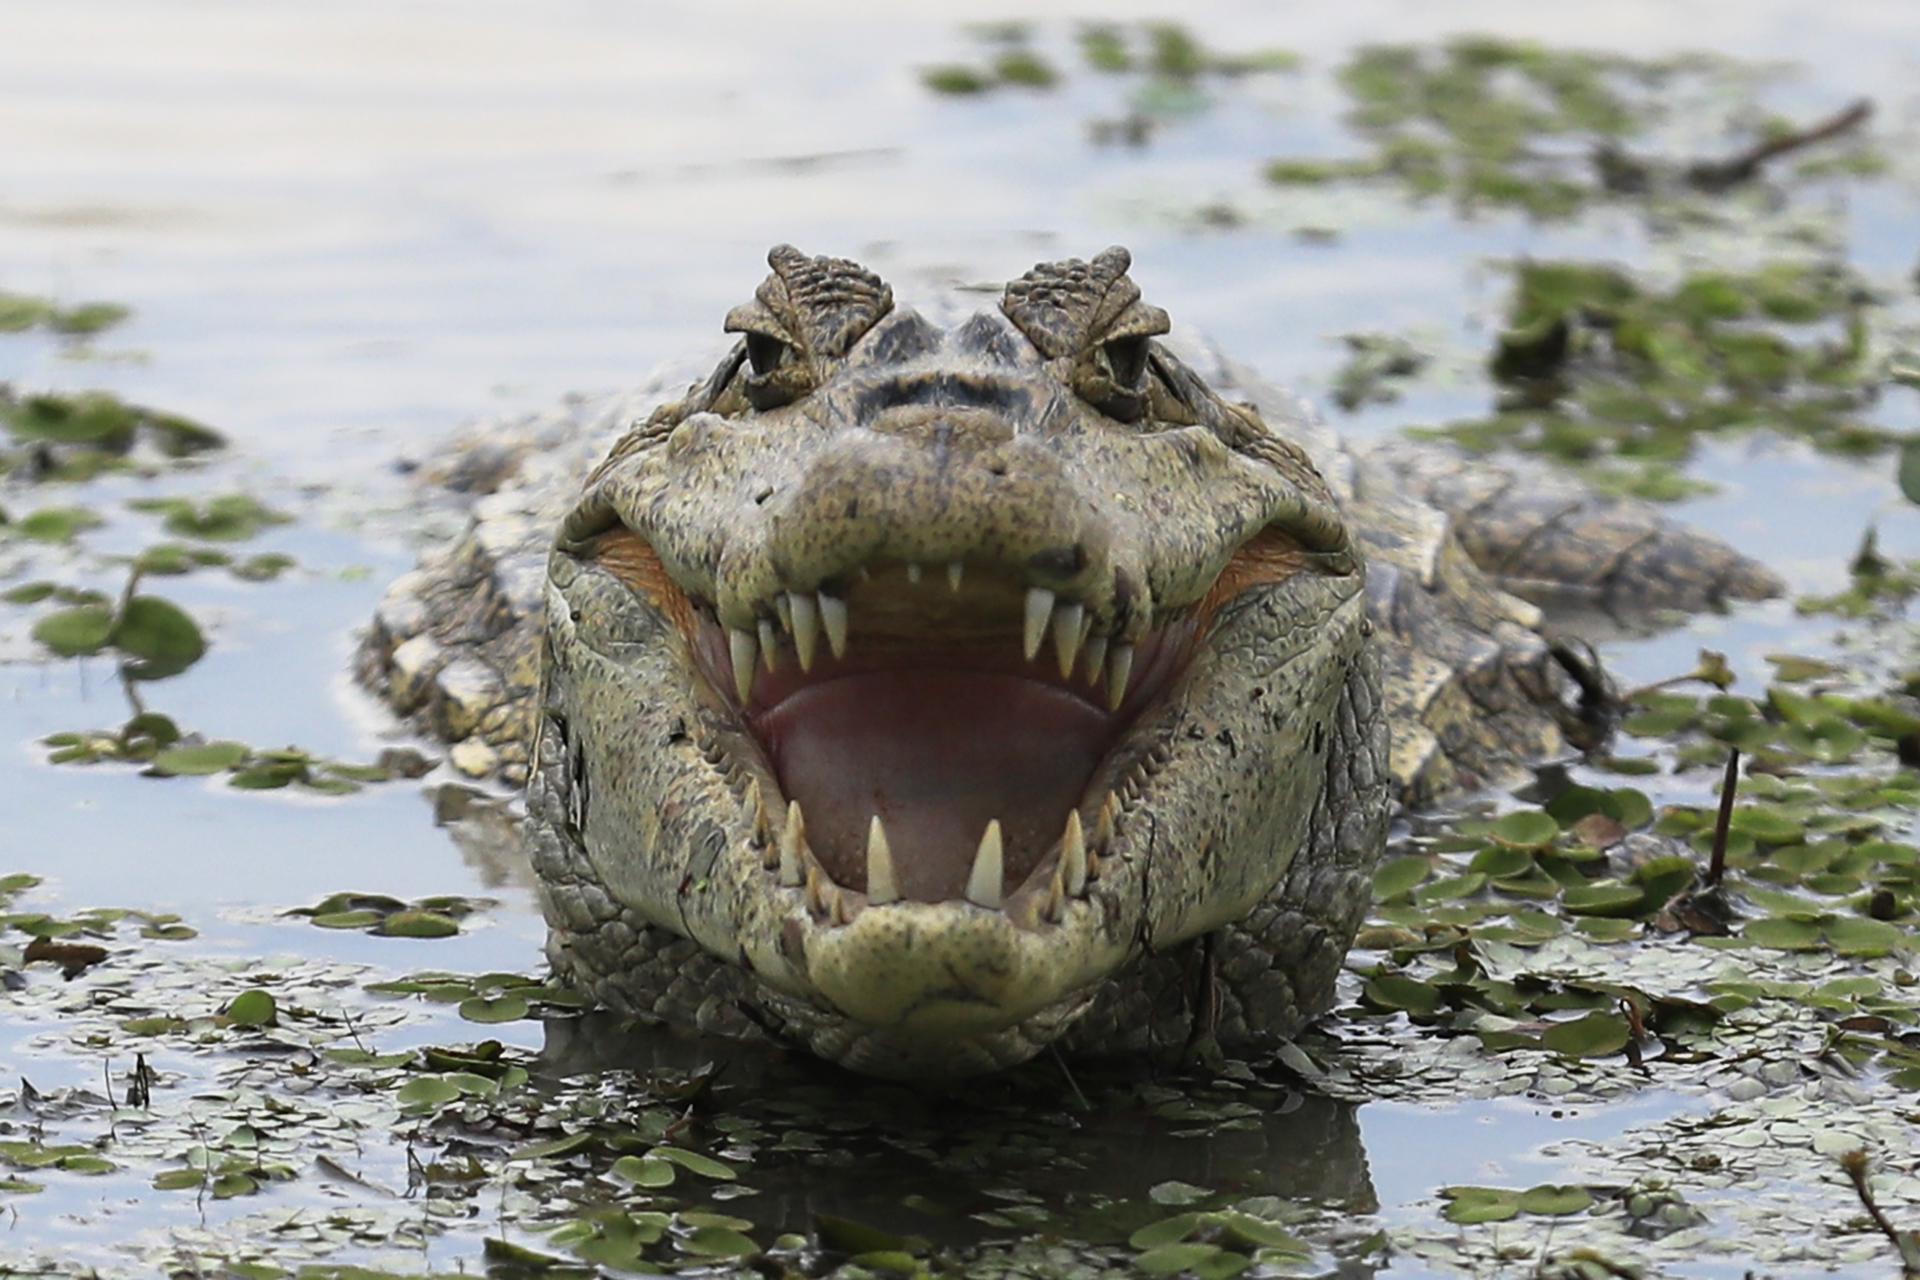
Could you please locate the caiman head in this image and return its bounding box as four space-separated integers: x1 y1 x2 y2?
534 245 1372 1076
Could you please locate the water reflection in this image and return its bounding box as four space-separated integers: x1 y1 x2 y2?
543 1012 1375 1250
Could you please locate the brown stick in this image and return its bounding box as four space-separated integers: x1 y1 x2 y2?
1706 748 1740 887
1687 99 1874 191
1840 1149 1919 1272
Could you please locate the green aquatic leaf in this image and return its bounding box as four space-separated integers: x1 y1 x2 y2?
377 911 460 939
224 989 277 1027
1491 810 1559 849
31 604 114 656
113 595 206 672
1440 1187 1521 1224
1518 1184 1594 1215
1541 1012 1630 1058
151 741 248 776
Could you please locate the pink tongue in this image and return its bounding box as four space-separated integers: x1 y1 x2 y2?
756 671 1110 901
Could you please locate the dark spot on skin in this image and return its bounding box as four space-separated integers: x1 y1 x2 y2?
753 486 774 505
987 462 1007 477
570 608 582 622
845 498 860 519
1312 722 1325 755
1027 544 1088 579
665 719 690 746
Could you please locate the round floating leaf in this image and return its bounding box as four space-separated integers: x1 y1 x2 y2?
60 1155 116 1176
16 506 105 543
1560 881 1647 918
679 1226 759 1258
1136 1243 1224 1275
1541 1012 1630 1058
224 989 277 1028
152 742 248 776
459 994 529 1024
396 1076 463 1109
656 1145 737 1181
1826 916 1904 957
1440 1188 1521 1224
311 910 383 930
1491 810 1559 849
611 1155 675 1188
511 1131 593 1162
152 1169 204 1191
1372 855 1430 900
1149 1180 1213 1206
31 605 114 657
1517 1184 1594 1215
377 911 460 939
114 595 206 675
1130 1213 1204 1249
210 1171 258 1199
1743 916 1824 950
1364 974 1441 1016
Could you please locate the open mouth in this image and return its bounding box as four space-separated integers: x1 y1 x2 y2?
579 520 1313 932
697 564 1197 915
582 529 1233 925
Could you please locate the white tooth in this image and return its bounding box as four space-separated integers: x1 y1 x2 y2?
1023 588 1055 661
788 592 819 670
947 561 965 592
866 815 898 905
748 781 774 862
1046 865 1065 921
1082 635 1108 686
818 592 849 659
805 862 828 914
729 628 758 701
779 800 805 886
1062 809 1087 895
831 890 852 926
967 819 1005 909
906 562 922 584
1105 643 1134 711
1095 792 1117 849
758 619 779 671
1052 602 1085 678
774 593 792 632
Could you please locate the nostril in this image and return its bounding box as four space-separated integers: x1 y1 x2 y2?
987 462 1008 477
753 486 774 506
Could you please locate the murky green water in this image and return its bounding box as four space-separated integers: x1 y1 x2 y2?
4 3 1920 1276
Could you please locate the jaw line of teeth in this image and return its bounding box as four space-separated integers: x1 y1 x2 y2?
752 790 1118 926
722 573 1142 711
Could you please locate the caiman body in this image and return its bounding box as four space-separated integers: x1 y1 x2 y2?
360 247 1777 1077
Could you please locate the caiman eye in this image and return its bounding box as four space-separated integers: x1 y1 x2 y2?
1101 335 1149 389
745 332 791 378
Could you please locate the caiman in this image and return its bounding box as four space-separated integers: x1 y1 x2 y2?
359 246 1778 1077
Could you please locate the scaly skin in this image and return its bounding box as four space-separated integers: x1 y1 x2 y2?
358 246 1780 1077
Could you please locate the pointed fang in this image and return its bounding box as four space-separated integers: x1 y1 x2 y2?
947 561 965 592
1082 634 1108 686
758 618 779 671
967 820 1005 909
819 592 849 659
1105 643 1134 711
788 592 819 671
866 815 898 905
779 800 805 886
729 628 758 702
1062 809 1087 895
1022 588 1054 662
1052 602 1085 678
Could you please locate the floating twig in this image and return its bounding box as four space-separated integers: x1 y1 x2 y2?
1596 98 1873 194
1706 748 1740 888
1840 1149 1920 1274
